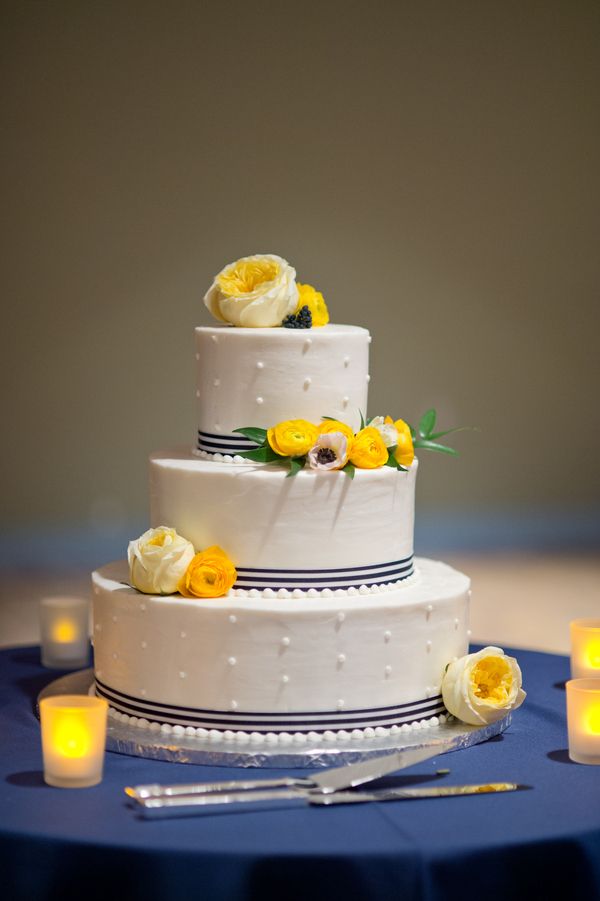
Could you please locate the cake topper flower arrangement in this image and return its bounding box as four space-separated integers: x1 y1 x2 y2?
235 408 467 478
128 527 237 598
204 254 329 329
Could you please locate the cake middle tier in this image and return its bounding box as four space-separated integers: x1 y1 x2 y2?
195 323 370 455
150 450 417 591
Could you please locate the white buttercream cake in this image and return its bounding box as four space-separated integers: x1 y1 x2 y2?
92 259 471 743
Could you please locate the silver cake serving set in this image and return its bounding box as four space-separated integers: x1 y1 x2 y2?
38 668 510 769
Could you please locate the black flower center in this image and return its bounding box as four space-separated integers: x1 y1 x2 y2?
316 447 337 464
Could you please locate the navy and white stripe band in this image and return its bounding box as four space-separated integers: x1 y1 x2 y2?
95 677 445 733
197 429 258 456
233 556 414 592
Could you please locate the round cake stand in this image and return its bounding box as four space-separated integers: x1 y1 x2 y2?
38 669 511 769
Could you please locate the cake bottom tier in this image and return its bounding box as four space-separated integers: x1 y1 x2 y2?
92 558 470 737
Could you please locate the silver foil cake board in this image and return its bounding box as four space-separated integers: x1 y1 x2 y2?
38 669 511 769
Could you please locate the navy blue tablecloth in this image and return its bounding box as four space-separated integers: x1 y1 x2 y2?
1 644 599 901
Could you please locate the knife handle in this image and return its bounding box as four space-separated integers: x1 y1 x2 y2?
134 787 307 818
126 775 311 800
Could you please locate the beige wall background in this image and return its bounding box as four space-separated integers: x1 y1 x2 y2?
1 1 599 545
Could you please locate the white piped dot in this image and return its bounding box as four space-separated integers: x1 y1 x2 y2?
96 670 103 678
256 396 264 405
364 727 376 739
337 699 345 710
336 612 346 623
342 396 349 407
196 389 200 398
281 636 291 647
213 378 220 387
334 588 346 598
264 588 276 599
426 640 432 652
180 631 186 639
367 335 372 344
348 587 358 596
282 674 289 684
304 338 312 350
210 334 218 343
256 360 264 369
292 588 304 599
454 617 460 629
112 615 117 623
214 452 224 461
112 652 118 660
140 688 146 696
141 641 147 649
230 700 238 710
214 423 222 432
384 630 392 642
359 585 369 595
160 723 172 734
228 656 236 666
426 604 434 613
95 623 101 632
184 725 196 737
385 664 392 676
249 589 260 599
277 588 290 599
172 725 185 736
179 671 186 679
196 727 209 738
308 588 319 598
195 352 200 361
366 374 371 382
344 355 350 367
337 653 346 664
467 629 472 637
322 588 333 599
303 377 311 389
228 614 237 624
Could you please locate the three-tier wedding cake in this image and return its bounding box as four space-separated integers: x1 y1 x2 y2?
91 255 472 744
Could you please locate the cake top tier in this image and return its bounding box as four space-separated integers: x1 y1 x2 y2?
195 323 371 452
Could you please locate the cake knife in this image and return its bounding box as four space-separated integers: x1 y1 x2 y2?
130 782 523 818
126 743 445 802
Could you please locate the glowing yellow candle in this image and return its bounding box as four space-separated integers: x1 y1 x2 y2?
40 695 108 787
570 620 600 679
40 597 89 669
566 679 600 765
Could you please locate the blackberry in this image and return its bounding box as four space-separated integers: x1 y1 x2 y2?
282 305 313 329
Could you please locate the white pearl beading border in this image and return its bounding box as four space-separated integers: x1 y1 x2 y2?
227 571 419 600
108 706 453 745
193 449 249 464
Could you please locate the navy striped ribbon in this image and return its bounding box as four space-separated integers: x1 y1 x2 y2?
197 429 258 456
234 555 414 592
95 676 445 733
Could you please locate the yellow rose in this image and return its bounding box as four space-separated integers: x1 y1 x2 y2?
317 419 354 443
178 546 237 599
441 647 526 726
204 254 298 327
348 427 389 469
393 419 415 467
267 419 319 457
296 283 329 327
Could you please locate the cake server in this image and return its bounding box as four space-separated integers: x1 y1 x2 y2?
130 782 523 818
125 743 444 802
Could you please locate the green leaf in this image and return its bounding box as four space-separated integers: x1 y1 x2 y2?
342 462 355 479
286 456 306 477
236 447 274 462
418 408 437 438
413 438 459 456
233 427 268 445
359 410 366 430
320 415 337 421
428 426 478 440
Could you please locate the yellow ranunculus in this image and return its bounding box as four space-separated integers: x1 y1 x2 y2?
317 419 354 443
178 546 237 599
267 419 319 457
348 427 389 469
296 283 329 327
393 419 415 467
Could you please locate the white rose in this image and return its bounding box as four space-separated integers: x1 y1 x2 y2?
441 646 526 726
370 415 399 448
127 526 195 595
204 254 298 327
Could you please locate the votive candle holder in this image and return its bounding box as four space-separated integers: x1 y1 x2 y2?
566 679 600 765
570 619 600 679
40 596 89 669
40 695 108 787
